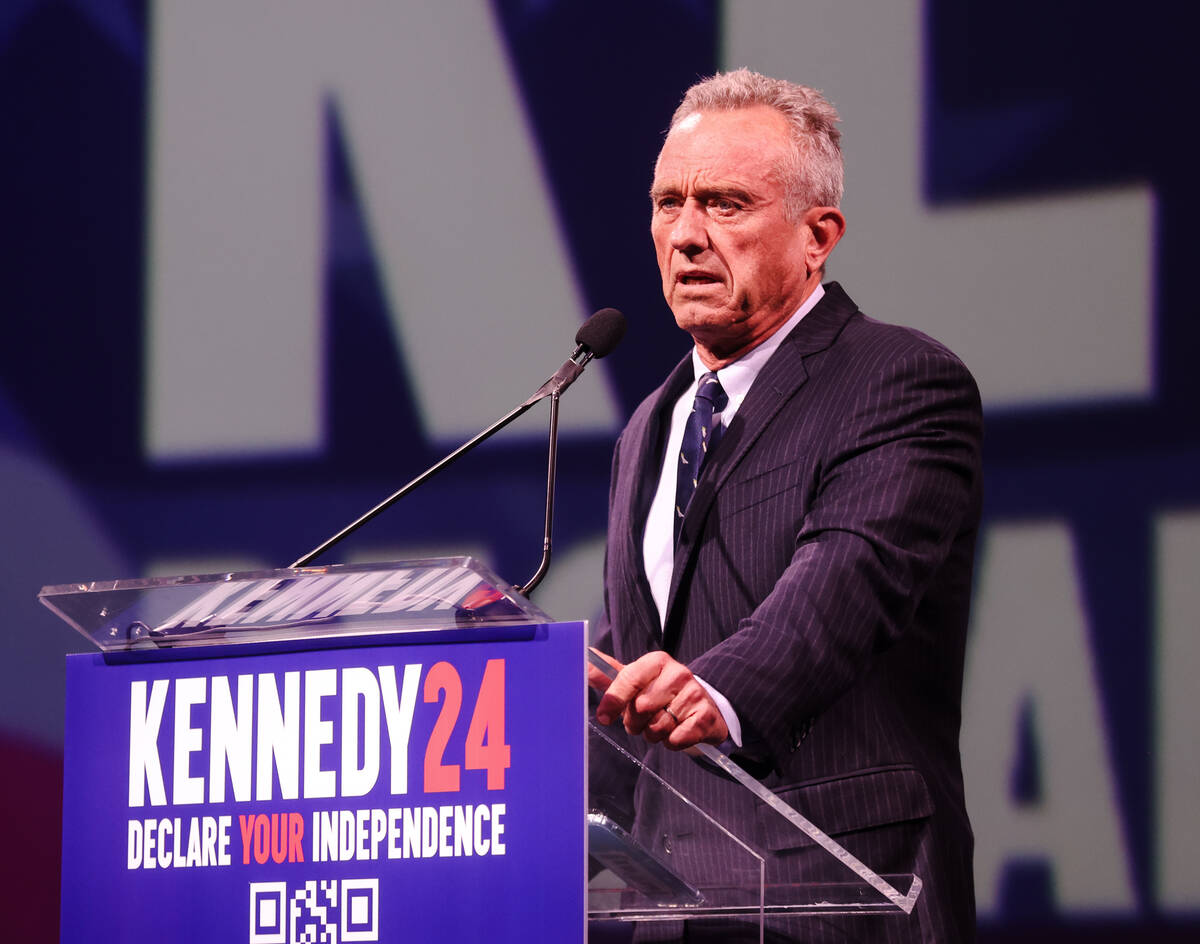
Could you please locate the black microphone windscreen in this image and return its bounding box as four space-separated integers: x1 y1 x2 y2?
576 308 627 358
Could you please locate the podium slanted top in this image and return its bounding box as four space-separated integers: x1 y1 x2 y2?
39 557 549 652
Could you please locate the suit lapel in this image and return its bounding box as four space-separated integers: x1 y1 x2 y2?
663 284 860 644
618 352 695 642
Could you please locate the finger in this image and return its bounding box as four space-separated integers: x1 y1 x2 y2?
665 699 729 750
595 652 672 724
636 677 701 728
639 709 675 743
664 716 703 749
628 701 680 743
620 684 678 734
629 664 690 718
622 696 671 738
641 681 729 750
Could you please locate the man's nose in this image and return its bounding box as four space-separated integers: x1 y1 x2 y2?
670 200 708 254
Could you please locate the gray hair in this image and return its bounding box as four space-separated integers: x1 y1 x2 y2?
669 68 844 216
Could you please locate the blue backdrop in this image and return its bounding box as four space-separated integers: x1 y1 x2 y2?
2 1 1196 941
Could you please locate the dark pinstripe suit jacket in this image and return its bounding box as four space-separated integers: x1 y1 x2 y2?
596 283 982 942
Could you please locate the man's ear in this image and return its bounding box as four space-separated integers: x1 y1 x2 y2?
802 206 847 275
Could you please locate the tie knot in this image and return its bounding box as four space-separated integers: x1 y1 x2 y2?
694 372 728 411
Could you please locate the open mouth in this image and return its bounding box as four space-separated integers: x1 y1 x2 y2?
679 274 719 285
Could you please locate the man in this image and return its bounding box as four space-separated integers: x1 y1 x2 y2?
589 69 982 942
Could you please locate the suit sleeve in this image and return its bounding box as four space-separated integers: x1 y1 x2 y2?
686 344 983 762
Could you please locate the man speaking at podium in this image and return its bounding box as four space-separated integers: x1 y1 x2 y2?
590 69 982 942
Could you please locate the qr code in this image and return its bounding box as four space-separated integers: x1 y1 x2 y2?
249 879 379 943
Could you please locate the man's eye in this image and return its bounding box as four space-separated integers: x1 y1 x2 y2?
709 198 740 213
655 197 680 211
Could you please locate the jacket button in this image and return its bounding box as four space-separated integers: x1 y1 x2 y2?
662 834 672 855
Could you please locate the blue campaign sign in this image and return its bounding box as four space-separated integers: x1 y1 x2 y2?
61 623 586 943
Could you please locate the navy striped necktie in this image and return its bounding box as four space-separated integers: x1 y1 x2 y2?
674 371 728 542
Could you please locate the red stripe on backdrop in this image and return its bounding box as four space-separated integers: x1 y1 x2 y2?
0 734 62 943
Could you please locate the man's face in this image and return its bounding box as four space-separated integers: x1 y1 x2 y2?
650 106 819 363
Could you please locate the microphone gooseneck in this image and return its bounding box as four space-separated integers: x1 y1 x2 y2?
516 307 626 596
289 308 626 573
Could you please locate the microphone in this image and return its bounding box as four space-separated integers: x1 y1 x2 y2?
524 307 627 404
290 308 626 571
576 307 627 359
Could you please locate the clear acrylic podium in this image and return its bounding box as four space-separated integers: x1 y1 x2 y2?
43 558 921 941
586 721 921 929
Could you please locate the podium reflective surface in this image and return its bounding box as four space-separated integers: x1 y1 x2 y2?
40 557 546 652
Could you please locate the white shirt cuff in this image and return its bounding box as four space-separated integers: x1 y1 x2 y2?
694 676 742 748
